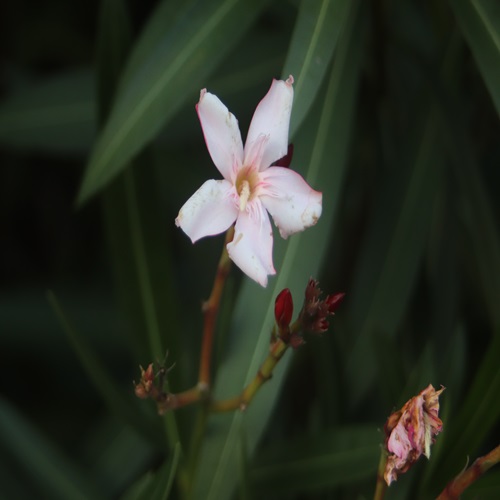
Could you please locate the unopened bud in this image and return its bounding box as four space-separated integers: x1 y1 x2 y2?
275 288 293 330
299 279 344 334
325 292 345 313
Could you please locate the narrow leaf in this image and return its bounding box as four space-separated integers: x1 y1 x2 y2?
450 0 500 116
251 426 380 495
283 0 353 136
47 291 163 446
78 0 269 205
193 4 364 498
0 397 104 499
0 69 95 153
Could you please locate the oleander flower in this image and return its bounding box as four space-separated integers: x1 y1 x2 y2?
175 76 322 286
384 384 445 485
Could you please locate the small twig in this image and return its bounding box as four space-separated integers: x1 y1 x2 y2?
198 226 234 388
437 443 500 499
210 336 289 412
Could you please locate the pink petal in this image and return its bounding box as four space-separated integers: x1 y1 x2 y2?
244 76 294 170
387 421 412 458
197 89 244 180
259 166 322 239
226 202 275 287
175 179 238 243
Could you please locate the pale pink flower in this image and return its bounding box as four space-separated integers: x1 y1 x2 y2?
384 384 445 485
175 76 322 287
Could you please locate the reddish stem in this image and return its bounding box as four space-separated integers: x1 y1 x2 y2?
437 443 500 499
198 226 234 388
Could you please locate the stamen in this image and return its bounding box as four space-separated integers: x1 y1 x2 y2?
239 180 250 211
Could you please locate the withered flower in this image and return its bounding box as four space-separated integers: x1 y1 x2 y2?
384 384 445 485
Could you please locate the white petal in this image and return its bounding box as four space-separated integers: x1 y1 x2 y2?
259 166 322 239
176 179 238 242
226 202 275 287
244 76 294 170
197 89 244 180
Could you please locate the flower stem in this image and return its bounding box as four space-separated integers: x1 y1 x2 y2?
198 226 234 389
436 443 500 499
211 337 289 412
373 448 388 500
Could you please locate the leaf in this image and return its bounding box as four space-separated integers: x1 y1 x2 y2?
0 397 104 499
344 107 444 406
0 69 95 153
121 442 181 500
433 28 500 328
95 0 181 449
77 0 269 205
250 426 380 495
46 291 163 446
430 333 500 488
192 3 364 498
283 0 353 136
96 0 133 123
449 0 500 117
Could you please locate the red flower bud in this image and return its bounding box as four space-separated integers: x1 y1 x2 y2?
275 288 294 330
325 292 345 313
272 143 294 168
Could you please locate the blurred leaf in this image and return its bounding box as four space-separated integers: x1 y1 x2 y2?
77 0 269 205
83 418 154 497
0 69 95 153
372 332 407 408
450 0 500 116
345 107 444 406
434 31 500 328
95 0 181 449
0 397 104 499
121 442 181 500
192 3 364 498
284 0 353 136
442 108 500 329
250 426 380 495
96 0 133 122
102 164 182 448
430 333 500 489
47 291 163 446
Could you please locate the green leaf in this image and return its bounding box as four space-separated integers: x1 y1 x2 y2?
344 107 444 406
431 333 500 487
434 31 500 328
283 0 353 136
250 426 380 495
449 0 500 116
96 0 133 123
101 164 183 449
0 397 104 499
121 442 181 500
0 69 95 153
47 291 163 446
77 0 269 205
95 0 181 449
192 3 364 498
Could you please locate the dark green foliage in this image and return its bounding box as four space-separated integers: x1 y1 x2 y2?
1 0 499 498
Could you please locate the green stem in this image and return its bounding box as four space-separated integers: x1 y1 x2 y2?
211 337 289 412
373 447 388 500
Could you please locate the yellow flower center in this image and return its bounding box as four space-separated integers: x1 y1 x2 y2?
235 167 259 212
